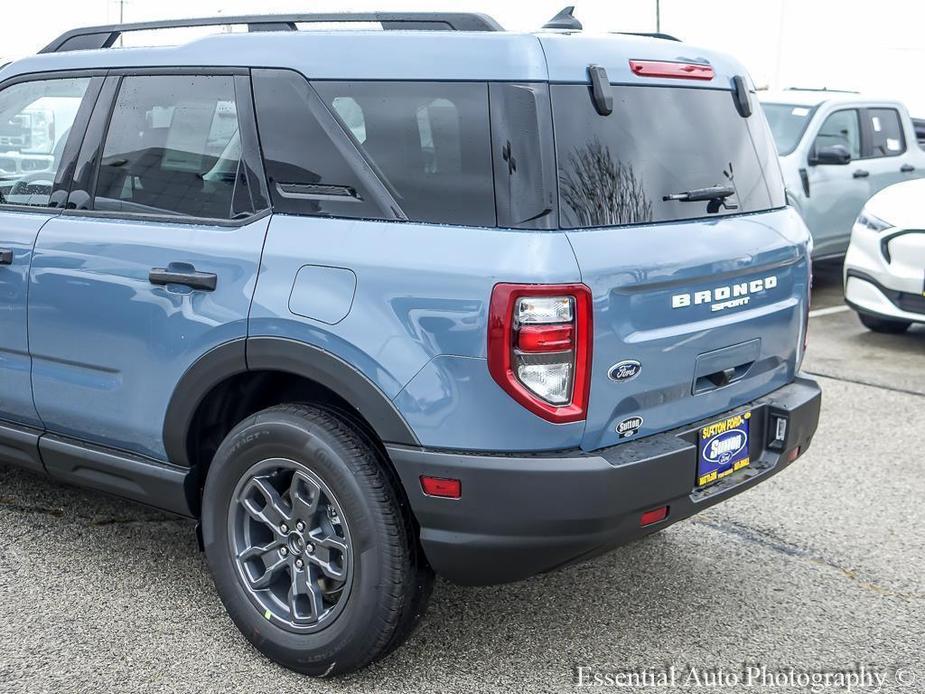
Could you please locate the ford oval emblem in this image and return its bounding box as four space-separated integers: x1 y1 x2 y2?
609 360 642 382
703 428 748 465
616 416 644 439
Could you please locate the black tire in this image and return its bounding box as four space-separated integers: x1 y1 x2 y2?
857 312 911 334
201 404 433 676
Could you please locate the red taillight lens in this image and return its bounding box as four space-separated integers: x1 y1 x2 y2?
516 324 575 352
629 59 714 81
488 283 592 423
420 476 462 499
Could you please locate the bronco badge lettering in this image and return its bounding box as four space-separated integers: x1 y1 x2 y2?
671 276 779 312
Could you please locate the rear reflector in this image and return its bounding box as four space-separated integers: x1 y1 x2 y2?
629 59 714 81
420 476 462 499
640 506 669 527
787 447 801 463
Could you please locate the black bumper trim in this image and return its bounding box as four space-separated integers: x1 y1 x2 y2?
387 376 821 586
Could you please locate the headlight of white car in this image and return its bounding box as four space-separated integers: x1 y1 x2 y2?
856 209 893 232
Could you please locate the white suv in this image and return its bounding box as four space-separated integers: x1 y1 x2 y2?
844 178 925 332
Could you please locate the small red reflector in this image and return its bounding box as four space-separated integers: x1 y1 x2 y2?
516 324 574 352
629 60 715 81
787 447 801 463
420 476 462 499
640 506 669 527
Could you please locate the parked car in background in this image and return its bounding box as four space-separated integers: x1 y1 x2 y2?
913 117 925 148
760 89 925 260
844 178 925 332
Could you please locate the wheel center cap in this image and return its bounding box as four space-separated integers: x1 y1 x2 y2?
287 533 305 555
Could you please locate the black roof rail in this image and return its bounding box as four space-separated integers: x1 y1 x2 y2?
615 31 682 42
39 12 504 54
784 87 860 94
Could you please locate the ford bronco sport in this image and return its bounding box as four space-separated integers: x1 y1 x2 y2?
0 10 821 676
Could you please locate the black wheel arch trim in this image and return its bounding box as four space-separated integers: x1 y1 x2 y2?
163 337 419 467
246 336 419 448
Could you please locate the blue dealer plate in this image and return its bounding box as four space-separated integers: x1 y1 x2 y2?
697 411 751 488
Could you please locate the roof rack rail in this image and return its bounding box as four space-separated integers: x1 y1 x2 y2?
615 31 682 42
39 12 504 54
784 87 860 94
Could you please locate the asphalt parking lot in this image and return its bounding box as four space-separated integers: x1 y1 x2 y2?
1 264 922 694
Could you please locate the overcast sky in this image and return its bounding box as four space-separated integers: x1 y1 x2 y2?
3 0 923 114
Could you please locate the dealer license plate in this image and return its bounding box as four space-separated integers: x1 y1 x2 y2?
697 411 751 488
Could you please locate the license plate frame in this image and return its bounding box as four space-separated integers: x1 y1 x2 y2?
696 411 752 488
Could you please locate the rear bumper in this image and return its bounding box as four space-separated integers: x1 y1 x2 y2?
387 376 821 586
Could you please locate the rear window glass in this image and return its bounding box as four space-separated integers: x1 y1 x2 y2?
552 85 784 229
314 81 495 227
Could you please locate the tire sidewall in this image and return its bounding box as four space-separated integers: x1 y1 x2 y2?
202 409 393 674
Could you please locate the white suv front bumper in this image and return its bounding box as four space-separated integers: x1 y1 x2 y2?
843 222 925 323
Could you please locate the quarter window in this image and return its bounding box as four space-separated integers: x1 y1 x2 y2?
865 108 905 157
94 75 249 219
315 81 496 227
814 110 861 160
0 77 90 207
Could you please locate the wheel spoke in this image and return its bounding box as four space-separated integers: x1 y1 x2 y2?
240 476 290 530
236 539 281 562
289 565 325 622
246 548 288 590
288 471 321 522
306 530 347 581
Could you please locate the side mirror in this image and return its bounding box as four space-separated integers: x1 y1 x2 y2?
810 144 851 166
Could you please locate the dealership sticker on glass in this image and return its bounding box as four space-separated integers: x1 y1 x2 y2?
697 411 751 487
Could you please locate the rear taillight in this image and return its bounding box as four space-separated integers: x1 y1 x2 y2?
629 59 715 81
488 283 592 423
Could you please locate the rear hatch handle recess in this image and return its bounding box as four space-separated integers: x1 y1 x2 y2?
663 185 739 213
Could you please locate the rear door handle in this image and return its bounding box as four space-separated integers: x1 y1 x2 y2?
0 248 12 265
852 169 870 179
901 163 915 173
149 267 217 291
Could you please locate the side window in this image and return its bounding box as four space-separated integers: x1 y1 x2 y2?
314 81 496 227
94 75 249 219
865 108 905 157
0 77 90 207
813 110 861 160
252 69 391 220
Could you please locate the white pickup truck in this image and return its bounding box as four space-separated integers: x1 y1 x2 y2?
760 89 925 260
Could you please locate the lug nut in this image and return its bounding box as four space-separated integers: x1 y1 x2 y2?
280 547 288 556
296 521 305 532
305 543 315 554
280 523 289 534
295 559 304 569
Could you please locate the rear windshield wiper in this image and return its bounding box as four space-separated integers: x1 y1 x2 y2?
662 185 738 213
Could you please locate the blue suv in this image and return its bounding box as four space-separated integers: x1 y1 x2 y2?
0 11 821 676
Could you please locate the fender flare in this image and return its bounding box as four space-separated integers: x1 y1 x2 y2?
163 337 419 467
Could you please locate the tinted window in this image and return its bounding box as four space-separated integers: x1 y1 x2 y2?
760 103 816 155
814 109 860 159
315 81 495 227
0 77 89 207
252 69 391 220
865 108 905 157
94 75 248 219
489 82 557 229
552 85 780 229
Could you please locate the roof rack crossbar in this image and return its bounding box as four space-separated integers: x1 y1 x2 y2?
39 12 503 54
